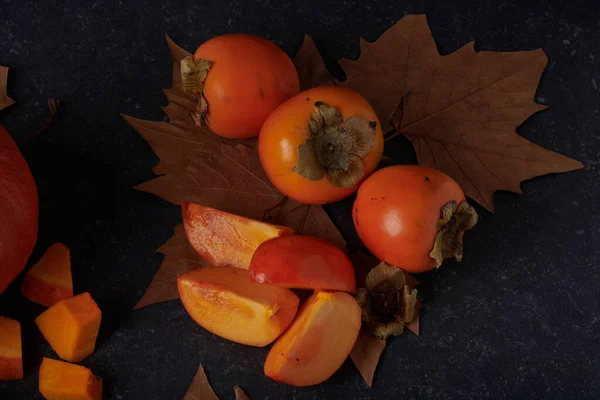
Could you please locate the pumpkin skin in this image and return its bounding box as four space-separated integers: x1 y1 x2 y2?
0 125 38 295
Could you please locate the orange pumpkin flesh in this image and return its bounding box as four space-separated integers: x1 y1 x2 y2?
35 292 102 363
21 243 73 307
39 357 102 400
0 317 23 380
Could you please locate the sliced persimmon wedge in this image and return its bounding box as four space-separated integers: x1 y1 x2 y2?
182 202 293 270
264 291 361 386
178 267 299 347
250 235 356 292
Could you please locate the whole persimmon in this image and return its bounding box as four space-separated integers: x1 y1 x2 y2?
183 34 300 139
258 86 384 204
353 166 478 273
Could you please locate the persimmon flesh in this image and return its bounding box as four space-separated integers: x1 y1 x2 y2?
264 291 361 386
178 267 299 347
258 86 384 204
194 34 300 138
182 202 294 270
353 166 477 273
249 235 356 292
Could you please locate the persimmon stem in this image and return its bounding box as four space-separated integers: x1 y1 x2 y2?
19 99 60 146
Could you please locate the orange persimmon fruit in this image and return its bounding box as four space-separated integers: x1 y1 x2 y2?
0 317 23 380
249 235 356 292
35 292 102 363
21 243 73 307
184 34 300 138
264 291 361 386
39 357 102 400
182 202 293 270
353 166 478 273
0 125 38 295
258 86 384 204
178 267 299 347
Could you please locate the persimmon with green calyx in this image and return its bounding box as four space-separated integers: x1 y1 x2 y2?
182 34 300 138
0 125 38 295
178 267 299 347
258 86 384 204
249 235 356 292
264 291 361 386
353 165 478 273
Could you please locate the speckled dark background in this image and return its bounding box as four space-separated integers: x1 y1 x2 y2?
1 0 599 398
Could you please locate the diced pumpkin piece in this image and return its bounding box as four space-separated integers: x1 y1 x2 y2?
264 291 361 386
178 267 299 347
21 243 73 307
35 292 101 362
0 317 23 380
182 202 293 269
39 357 102 400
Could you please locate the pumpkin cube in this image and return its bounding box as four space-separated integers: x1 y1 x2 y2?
0 317 23 380
39 357 102 400
35 292 101 362
21 243 73 307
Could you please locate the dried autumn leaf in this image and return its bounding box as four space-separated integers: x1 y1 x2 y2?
127 36 345 309
407 300 422 336
340 14 583 211
0 66 15 112
184 363 219 400
349 254 420 387
133 225 207 310
350 330 386 388
292 35 335 90
233 386 251 400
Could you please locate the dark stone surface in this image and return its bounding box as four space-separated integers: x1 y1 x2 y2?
1 0 599 398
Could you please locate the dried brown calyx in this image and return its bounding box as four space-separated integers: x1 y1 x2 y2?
294 102 377 189
430 200 478 268
180 56 212 127
356 262 417 340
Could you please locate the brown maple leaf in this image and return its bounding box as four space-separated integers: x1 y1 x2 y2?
292 35 335 90
350 329 386 388
0 66 15 112
233 386 251 400
349 254 420 387
126 36 345 309
133 225 207 309
339 14 583 211
184 363 219 400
